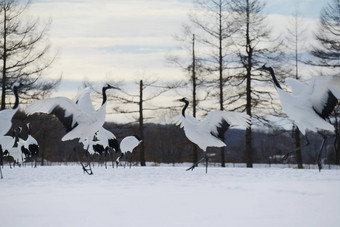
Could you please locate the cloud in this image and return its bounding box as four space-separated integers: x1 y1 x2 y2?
28 0 191 84
27 0 321 97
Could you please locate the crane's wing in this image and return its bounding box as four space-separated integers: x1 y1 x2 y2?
199 110 250 139
25 97 90 132
120 136 141 153
170 114 199 128
0 109 17 136
329 75 340 98
285 78 307 95
97 127 116 140
75 87 96 113
310 76 340 119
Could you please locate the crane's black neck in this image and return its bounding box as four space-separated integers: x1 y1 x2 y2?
262 65 282 89
181 100 189 117
102 87 109 105
12 86 19 109
133 135 141 141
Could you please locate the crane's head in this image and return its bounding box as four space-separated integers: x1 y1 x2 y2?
11 82 24 90
260 64 271 71
133 135 142 143
178 97 189 103
103 84 119 90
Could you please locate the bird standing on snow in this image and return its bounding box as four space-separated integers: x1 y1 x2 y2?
0 130 16 178
17 127 31 163
116 135 142 168
26 123 39 167
86 128 120 168
172 97 251 173
260 65 340 171
75 88 120 168
96 127 120 168
25 84 117 175
5 134 23 167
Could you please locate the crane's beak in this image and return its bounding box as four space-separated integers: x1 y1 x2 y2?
254 65 264 71
105 84 119 90
177 98 187 103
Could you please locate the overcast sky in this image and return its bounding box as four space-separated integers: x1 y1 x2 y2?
23 0 330 123
28 0 328 94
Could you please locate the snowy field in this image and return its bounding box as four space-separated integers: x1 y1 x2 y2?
1 165 340 227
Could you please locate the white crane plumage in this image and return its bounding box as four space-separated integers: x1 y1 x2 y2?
25 84 116 174
17 127 31 161
260 65 340 171
86 128 120 168
76 88 120 167
0 83 21 136
0 130 16 178
116 135 142 168
172 97 251 173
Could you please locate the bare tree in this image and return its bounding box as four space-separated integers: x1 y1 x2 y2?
310 0 340 164
228 0 287 167
285 11 309 169
100 79 176 166
310 0 340 70
169 32 209 165
187 0 238 167
0 0 59 110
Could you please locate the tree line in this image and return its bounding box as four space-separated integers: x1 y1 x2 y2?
6 110 338 167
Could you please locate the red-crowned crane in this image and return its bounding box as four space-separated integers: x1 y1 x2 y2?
116 135 142 168
0 130 16 178
172 97 250 173
260 65 340 171
25 84 117 174
26 123 39 167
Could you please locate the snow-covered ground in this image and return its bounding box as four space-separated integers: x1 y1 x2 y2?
1 165 339 227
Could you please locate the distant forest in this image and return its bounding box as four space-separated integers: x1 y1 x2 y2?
6 111 338 167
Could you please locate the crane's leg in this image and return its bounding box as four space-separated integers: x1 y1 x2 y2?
283 135 310 161
124 153 127 168
205 154 209 174
0 165 3 179
186 152 207 172
116 153 123 168
34 156 37 168
84 151 93 175
110 150 115 168
73 147 93 175
130 153 133 168
317 133 327 172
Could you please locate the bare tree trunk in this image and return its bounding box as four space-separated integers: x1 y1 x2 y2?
1 7 7 110
139 80 146 166
294 125 303 168
218 2 225 167
245 0 253 168
192 34 198 164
